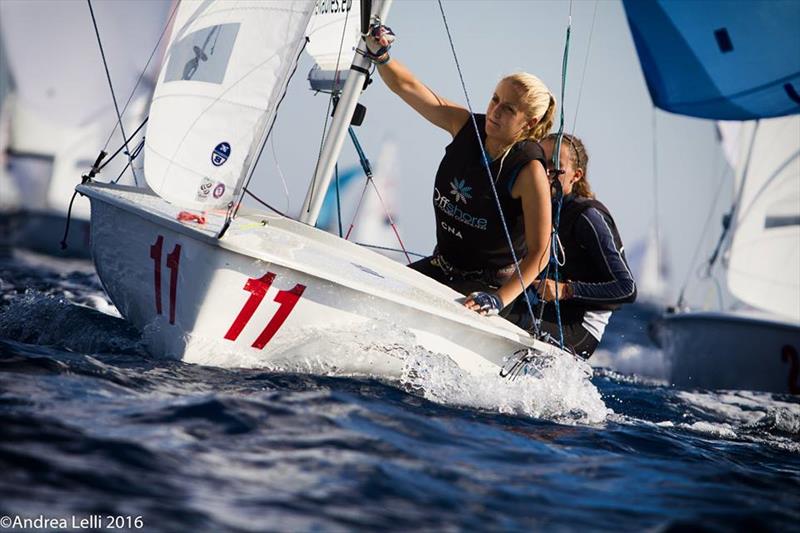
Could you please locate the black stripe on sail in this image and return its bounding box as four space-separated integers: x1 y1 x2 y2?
765 215 800 229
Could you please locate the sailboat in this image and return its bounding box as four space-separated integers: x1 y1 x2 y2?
74 0 571 377
0 0 171 257
623 0 800 393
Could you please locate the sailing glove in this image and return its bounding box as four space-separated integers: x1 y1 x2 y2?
467 291 503 316
364 20 395 63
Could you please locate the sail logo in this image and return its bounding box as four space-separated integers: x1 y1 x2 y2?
196 177 214 202
213 183 226 199
449 178 472 204
211 142 231 167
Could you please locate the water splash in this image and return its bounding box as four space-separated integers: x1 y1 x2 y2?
401 348 609 424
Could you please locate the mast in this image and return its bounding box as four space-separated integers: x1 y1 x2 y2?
299 0 392 226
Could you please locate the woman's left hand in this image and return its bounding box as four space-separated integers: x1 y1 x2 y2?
532 279 572 301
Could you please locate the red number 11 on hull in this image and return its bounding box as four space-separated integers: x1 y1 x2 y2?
150 235 181 325
224 273 306 349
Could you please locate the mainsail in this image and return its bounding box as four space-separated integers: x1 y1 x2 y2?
726 116 800 321
622 0 800 120
144 0 315 210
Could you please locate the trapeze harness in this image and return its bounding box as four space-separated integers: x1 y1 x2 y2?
514 194 637 358
409 114 546 296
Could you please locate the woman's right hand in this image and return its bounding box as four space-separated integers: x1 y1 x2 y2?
365 22 395 62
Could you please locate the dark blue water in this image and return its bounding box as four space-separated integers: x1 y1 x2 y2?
1 250 799 532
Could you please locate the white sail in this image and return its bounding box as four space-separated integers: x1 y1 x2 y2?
627 225 669 305
0 0 172 216
305 0 361 92
144 0 315 211
726 115 800 321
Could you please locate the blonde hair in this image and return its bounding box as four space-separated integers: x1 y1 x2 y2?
502 72 556 142
544 132 594 199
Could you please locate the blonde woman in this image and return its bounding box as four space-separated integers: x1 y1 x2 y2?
367 25 554 319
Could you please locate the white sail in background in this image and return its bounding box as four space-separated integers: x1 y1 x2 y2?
350 139 405 261
144 0 315 211
627 225 669 305
305 0 361 92
726 115 800 320
0 0 171 215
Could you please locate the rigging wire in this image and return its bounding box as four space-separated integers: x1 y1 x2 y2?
570 0 598 136
87 0 138 185
675 133 731 309
270 135 292 213
435 0 538 331
343 126 412 263
335 163 344 237
100 0 179 152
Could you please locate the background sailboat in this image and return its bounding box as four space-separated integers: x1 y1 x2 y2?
0 0 171 257
623 0 800 393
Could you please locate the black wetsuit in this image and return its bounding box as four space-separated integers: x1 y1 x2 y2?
509 194 637 358
409 113 546 293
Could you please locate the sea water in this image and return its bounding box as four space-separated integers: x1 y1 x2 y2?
1 250 798 531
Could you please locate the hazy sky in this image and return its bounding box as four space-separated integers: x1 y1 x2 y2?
252 0 733 307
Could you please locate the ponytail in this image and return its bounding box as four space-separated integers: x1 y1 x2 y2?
530 94 556 142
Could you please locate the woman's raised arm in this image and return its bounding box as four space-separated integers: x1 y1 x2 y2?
368 27 468 137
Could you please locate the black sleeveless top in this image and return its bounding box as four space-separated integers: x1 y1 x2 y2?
432 114 546 270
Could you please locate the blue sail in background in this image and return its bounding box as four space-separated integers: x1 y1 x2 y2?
622 0 800 120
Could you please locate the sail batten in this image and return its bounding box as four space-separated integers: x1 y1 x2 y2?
144 0 316 211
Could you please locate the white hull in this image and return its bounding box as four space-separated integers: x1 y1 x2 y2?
655 311 800 394
78 183 565 377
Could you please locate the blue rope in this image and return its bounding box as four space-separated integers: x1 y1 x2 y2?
549 10 573 350
436 0 537 330
335 163 343 237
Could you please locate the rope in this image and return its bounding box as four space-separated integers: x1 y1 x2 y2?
549 7 574 349
343 126 412 263
353 241 425 259
435 0 536 329
100 0 179 152
87 0 138 185
243 188 289 217
335 163 344 237
97 116 149 173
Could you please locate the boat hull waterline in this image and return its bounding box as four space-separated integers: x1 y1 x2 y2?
79 183 566 377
